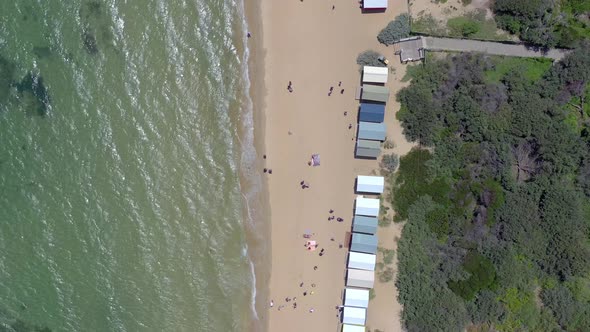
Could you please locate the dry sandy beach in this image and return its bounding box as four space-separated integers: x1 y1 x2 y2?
247 0 417 330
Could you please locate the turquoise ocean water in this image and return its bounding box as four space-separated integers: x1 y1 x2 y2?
0 1 263 331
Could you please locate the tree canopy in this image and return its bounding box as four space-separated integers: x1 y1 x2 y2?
493 0 590 48
394 45 590 331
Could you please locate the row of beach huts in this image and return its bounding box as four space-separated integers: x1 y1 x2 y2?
354 65 390 159
340 55 391 331
340 175 385 331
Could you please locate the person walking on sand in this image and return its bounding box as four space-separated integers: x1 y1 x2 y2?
270 300 274 307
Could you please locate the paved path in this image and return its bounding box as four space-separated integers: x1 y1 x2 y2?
423 37 570 60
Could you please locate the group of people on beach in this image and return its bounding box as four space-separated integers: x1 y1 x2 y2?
327 81 345 96
268 76 357 321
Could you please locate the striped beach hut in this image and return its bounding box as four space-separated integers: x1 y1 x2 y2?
361 85 389 103
355 196 380 217
359 102 385 123
346 268 375 288
357 122 386 141
348 251 376 271
344 288 370 308
350 233 378 254
352 215 378 235
355 139 381 159
342 324 365 332
342 306 367 326
362 66 388 84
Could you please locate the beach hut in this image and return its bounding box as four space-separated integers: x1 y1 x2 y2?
348 252 376 271
351 233 378 254
344 288 370 308
355 139 381 159
342 306 367 326
352 216 378 235
356 175 385 194
346 269 375 288
355 196 380 217
357 122 386 141
363 0 387 10
361 85 389 103
342 324 365 332
362 66 388 84
359 102 385 123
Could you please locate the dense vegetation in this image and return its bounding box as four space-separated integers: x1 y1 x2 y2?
394 45 590 331
494 0 590 48
357 50 387 67
377 14 411 46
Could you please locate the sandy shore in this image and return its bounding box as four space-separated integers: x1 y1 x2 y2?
247 0 416 331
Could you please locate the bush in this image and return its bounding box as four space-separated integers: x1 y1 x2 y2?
383 139 395 149
448 252 497 301
379 267 394 282
356 50 386 67
378 216 392 227
381 153 399 173
380 248 395 265
447 17 481 37
377 13 410 45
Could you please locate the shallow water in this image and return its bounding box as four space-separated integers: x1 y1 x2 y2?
0 1 259 330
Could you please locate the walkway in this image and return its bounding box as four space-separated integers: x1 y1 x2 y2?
422 37 570 60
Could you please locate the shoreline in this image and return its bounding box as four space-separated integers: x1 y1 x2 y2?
240 0 271 330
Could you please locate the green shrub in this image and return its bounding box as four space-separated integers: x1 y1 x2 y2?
377 14 411 45
379 248 395 265
356 50 386 67
447 17 481 37
378 216 392 227
448 252 497 301
381 153 399 173
379 267 394 282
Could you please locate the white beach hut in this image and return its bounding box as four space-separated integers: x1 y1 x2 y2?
363 0 388 10
342 324 366 332
344 288 370 308
356 175 385 194
346 269 375 288
362 66 388 84
343 306 367 326
355 196 380 217
348 252 376 271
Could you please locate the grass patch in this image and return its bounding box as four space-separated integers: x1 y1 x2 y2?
379 248 395 265
378 216 392 227
413 10 510 41
378 267 394 282
448 16 481 37
401 62 425 82
564 109 580 133
411 14 443 36
484 57 553 84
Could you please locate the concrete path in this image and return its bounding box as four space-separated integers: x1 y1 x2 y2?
423 37 570 60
